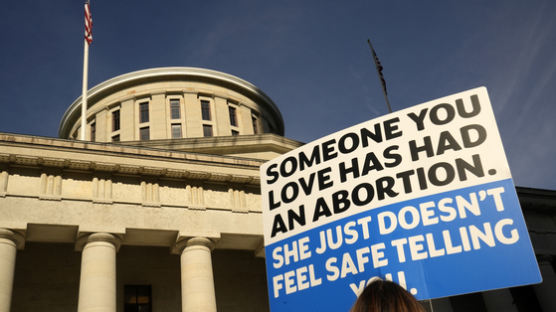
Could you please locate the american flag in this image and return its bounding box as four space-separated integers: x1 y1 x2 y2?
370 44 387 95
367 39 392 112
84 1 93 44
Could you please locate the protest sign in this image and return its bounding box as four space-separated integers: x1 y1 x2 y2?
260 87 541 311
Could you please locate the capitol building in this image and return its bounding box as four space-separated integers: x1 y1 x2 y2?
0 67 555 312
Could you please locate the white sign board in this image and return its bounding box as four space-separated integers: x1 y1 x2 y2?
260 87 541 311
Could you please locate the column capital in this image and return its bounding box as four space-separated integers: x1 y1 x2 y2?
75 232 122 251
173 236 216 254
0 228 25 250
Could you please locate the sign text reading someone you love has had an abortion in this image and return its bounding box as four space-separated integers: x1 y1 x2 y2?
260 87 541 312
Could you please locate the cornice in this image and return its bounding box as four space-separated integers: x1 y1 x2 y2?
0 133 262 186
0 152 260 185
116 133 304 153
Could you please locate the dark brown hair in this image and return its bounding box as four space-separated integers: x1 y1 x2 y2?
350 279 425 312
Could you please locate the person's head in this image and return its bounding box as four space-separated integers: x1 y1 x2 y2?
350 279 425 312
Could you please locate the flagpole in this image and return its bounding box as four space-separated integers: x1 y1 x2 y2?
367 39 392 113
81 1 92 140
80 37 89 140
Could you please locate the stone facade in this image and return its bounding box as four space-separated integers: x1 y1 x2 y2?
0 131 302 311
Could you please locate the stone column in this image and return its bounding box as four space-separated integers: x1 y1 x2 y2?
177 237 217 312
534 258 556 312
0 229 23 312
77 233 120 312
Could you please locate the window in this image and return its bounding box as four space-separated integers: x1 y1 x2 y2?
140 127 150 140
140 102 149 123
252 115 258 134
231 129 239 136
112 110 120 131
170 99 180 119
228 106 237 127
171 123 182 138
90 122 96 141
201 100 211 121
203 124 213 137
112 134 120 142
124 285 152 312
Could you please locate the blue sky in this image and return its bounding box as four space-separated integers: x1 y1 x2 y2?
0 0 554 190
